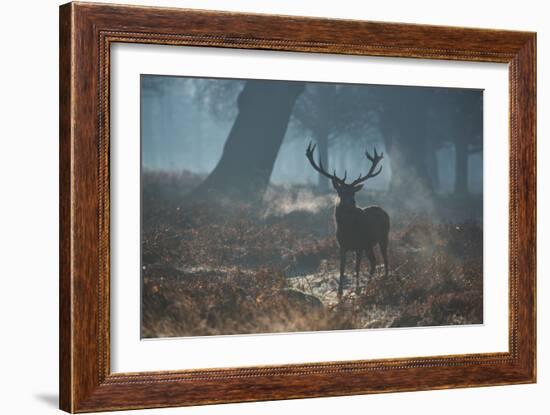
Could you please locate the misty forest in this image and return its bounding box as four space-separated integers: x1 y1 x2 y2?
140 75 483 338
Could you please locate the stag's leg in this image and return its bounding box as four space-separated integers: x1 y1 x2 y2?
338 248 347 298
366 248 376 277
380 236 389 277
355 250 362 294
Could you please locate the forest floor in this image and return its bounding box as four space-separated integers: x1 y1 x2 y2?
141 171 483 338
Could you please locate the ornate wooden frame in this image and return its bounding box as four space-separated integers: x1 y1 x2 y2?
59 2 536 412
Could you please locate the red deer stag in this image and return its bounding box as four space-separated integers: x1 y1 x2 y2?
306 142 390 297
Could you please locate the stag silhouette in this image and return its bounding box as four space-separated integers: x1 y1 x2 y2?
306 142 390 297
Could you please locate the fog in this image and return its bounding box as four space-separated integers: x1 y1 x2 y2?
141 75 482 195
140 75 485 337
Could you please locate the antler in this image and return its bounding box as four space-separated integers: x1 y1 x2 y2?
305 142 345 184
350 147 384 186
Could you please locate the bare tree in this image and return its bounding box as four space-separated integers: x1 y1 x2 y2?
193 79 305 201
292 83 380 190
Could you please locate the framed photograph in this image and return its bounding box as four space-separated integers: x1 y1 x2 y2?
59 2 536 412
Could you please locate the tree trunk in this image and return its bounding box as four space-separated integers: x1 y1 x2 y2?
388 142 432 194
425 138 440 193
388 111 433 195
454 140 469 195
193 80 305 201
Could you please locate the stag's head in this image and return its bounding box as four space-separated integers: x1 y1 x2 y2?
305 142 384 207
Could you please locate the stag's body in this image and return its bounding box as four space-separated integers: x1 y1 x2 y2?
306 143 390 297
335 204 390 296
336 204 389 253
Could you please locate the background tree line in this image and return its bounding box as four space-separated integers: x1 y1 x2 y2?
141 76 483 202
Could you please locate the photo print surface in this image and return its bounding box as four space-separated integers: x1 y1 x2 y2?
140 75 483 338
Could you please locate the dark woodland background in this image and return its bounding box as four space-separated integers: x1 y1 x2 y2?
140 75 484 338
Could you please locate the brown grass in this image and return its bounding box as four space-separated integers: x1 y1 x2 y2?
141 171 483 338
